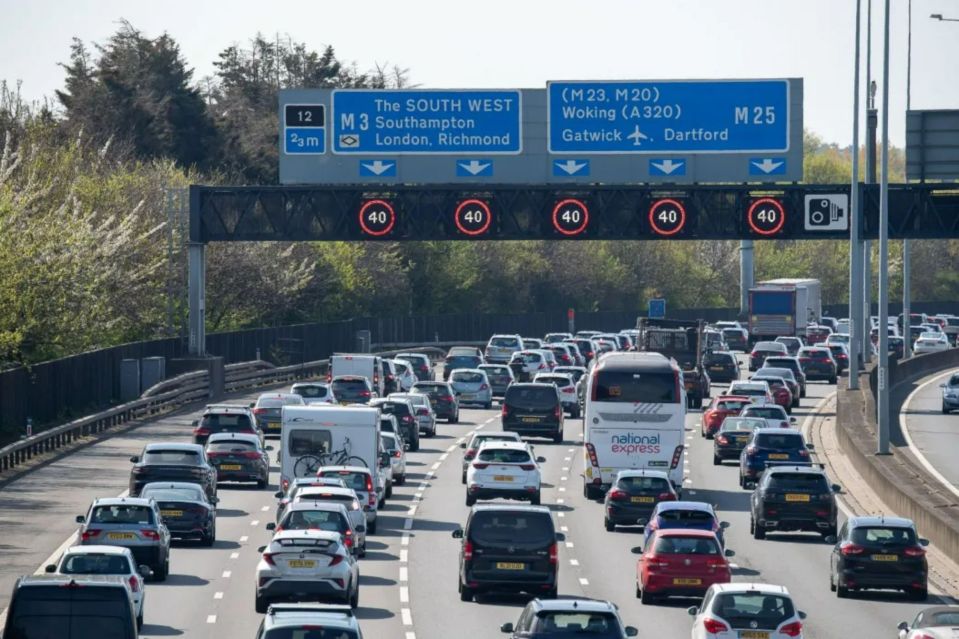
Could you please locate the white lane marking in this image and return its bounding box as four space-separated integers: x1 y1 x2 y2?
557 498 565 504
439 454 448 461
427 471 435 478
900 371 959 499
485 417 496 424
222 570 232 578
207 615 217 624
250 520 260 526
558 512 565 518
407 505 417 516
261 505 269 511
400 549 408 563
214 592 223 600
560 476 568 481
230 552 239 559
447 445 457 452
404 518 413 530
456 438 466 444
419 480 429 487
399 566 408 582
476 424 486 430
567 448 575 452
561 526 568 532
402 534 410 546
401 608 413 626
562 466 570 472
729 563 740 569
569 559 579 566
240 536 249 543
400 586 410 602
565 541 575 548
579 578 589 586
406 633 417 639
430 462 441 471
559 487 566 492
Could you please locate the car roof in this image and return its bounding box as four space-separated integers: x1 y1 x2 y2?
716 395 752 402
264 603 358 630
272 529 343 542
470 503 553 515
595 352 677 373
15 574 130 588
141 481 205 491
730 381 768 389
285 501 350 513
92 497 154 507
766 465 827 476
615 469 669 479
754 427 802 435
207 432 260 444
653 528 719 538
655 501 715 513
476 440 530 451
471 431 521 440
62 545 134 557
296 486 355 496
202 405 251 414
291 382 329 388
449 368 486 374
320 465 371 474
258 392 303 400
144 442 203 452
848 515 915 528
528 596 618 614
711 582 790 595
508 382 555 390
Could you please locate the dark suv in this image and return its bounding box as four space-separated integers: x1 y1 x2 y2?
500 597 639 638
750 465 839 540
763 356 807 397
502 383 564 443
370 398 420 451
797 346 838 384
739 429 812 489
129 443 217 500
452 504 564 601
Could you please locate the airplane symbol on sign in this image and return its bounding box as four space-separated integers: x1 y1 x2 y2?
627 125 649 146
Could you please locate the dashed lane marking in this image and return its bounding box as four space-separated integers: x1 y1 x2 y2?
250 520 260 526
214 592 223 600
570 559 579 566
239 536 249 543
261 505 269 511
401 608 413 626
579 578 589 586
565 541 574 548
207 615 217 624
399 567 408 582
222 571 231 578
400 586 410 603
230 552 239 559
400 549 408 563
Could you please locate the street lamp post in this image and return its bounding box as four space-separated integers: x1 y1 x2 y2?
848 0 864 389
877 0 892 455
903 0 912 359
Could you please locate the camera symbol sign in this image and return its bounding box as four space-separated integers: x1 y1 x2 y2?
804 194 848 231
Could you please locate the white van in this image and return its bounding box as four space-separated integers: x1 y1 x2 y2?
330 354 385 397
582 352 686 499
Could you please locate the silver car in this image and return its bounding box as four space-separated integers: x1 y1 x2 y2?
293 486 367 556
448 368 493 408
381 431 407 486
76 497 171 580
479 363 515 398
290 382 337 405
390 392 436 437
940 372 959 413
392 359 417 391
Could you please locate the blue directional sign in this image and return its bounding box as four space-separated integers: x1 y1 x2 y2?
548 80 790 154
285 128 325 155
649 158 686 177
359 160 396 177
331 90 522 154
553 159 590 177
749 157 788 176
456 159 494 177
648 299 666 319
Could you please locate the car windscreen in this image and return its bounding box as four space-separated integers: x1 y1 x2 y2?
850 526 917 546
505 386 557 408
657 509 715 524
710 593 795 628
89 505 154 525
288 430 332 457
716 400 749 412
468 512 554 546
9 585 134 639
61 553 131 575
293 385 329 399
143 449 200 465
331 379 369 397
653 535 722 555
755 433 804 449
141 488 203 502
534 612 620 636
207 441 258 453
477 448 531 464
766 473 828 491
451 371 484 383
617 476 669 492
593 370 678 403
764 358 797 370
280 509 347 532
263 629 359 639
731 386 766 396
489 337 519 347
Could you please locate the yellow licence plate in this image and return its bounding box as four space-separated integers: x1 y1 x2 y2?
785 493 810 502
219 464 242 470
161 510 183 518
672 577 702 585
872 554 899 561
740 632 770 639
493 475 514 482
288 559 316 568
107 532 136 540
496 562 525 570
521 417 541 423
736 436 749 443
268 422 280 431
631 496 655 503
768 453 790 459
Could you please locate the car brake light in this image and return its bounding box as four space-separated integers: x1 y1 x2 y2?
670 445 684 469
702 618 729 633
368 492 377 507
393 450 402 458
402 415 415 423
128 575 139 593
253 408 267 416
442 395 454 402
549 542 558 565
657 492 676 501
798 448 809 458
193 427 210 436
705 557 728 569
717 435 729 445
501 404 509 417
365 476 374 493
282 478 290 491
472 462 490 469
81 529 102 541
387 374 394 381
780 421 789 428
241 451 261 459
519 464 536 471
328 553 345 566
359 391 371 398
585 443 599 467
417 408 429 416
745 445 757 456
464 448 477 460
463 540 474 561
140 529 160 541
904 546 926 557
779 621 803 637
554 406 562 419
840 542 865 556
262 552 276 566
608 488 628 501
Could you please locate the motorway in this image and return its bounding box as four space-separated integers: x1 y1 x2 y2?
1 359 955 638
900 368 959 492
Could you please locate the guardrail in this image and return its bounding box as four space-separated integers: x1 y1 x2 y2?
0 346 451 476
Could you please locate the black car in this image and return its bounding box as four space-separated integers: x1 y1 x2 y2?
703 351 740 383
713 416 766 465
204 432 271 488
397 352 433 381
129 443 217 500
828 515 929 600
827 343 849 374
749 465 839 540
500 597 639 638
444 354 484 380
763 356 807 397
331 376 375 404
452 504 564 601
797 346 838 383
888 336 905 359
410 381 460 422
739 429 812 489
774 336 804 356
565 338 597 364
370 398 420 451
721 328 749 352
381 359 401 395
139 481 218 545
603 470 678 531
501 383 564 442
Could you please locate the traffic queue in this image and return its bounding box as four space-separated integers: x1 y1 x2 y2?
2 316 955 639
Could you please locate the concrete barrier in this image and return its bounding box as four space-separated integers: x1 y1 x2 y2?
836 349 959 564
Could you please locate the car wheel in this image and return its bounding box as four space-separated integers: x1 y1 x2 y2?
943 404 950 415
530 491 541 506
801 387 807 398
350 581 359 609
640 587 657 605
368 519 377 535
202 528 215 547
396 474 405 486
909 587 928 601
829 376 838 385
484 402 492 410
359 544 366 558
411 438 420 452
836 584 850 598
450 413 459 424
465 494 476 507
256 477 267 489
604 517 615 532
829 572 837 592
386 483 393 499
553 429 563 443
461 471 467 485
752 519 766 540
458 580 473 602
255 594 269 614
713 453 721 466
584 483 601 500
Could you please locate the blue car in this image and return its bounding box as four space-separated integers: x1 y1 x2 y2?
739 428 812 489
642 501 729 548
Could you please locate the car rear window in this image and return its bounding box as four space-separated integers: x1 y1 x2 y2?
755 433 804 449
717 400 748 412
468 511 554 545
10 585 134 639
281 509 347 532
537 376 569 386
705 353 734 365
447 356 480 368
201 414 252 429
658 509 715 524
318 471 369 492
720 418 764 432
490 337 520 347
381 435 401 452
710 593 795 628
332 379 369 396
296 491 353 504
653 535 722 555
743 406 786 419
477 448 531 464
850 526 917 546
535 612 619 636
767 473 829 491
376 401 411 417
451 371 484 383
207 441 257 453
141 488 203 502
505 386 558 408
90 505 154 525
799 348 830 357
143 449 199 464
593 370 678 403
264 628 358 639
293 385 329 398
61 554 131 575
288 430 332 457
617 476 670 492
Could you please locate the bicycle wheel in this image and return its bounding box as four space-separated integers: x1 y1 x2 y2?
341 455 368 468
293 455 322 477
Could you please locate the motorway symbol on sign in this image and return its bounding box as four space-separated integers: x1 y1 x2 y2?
456 159 493 177
804 194 848 231
547 80 790 154
749 157 787 175
553 159 590 176
649 159 687 176
359 160 396 177
747 198 786 236
648 299 666 319
331 89 522 154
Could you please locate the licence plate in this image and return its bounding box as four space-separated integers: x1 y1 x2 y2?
631 496 654 503
267 422 280 431
161 510 183 518
710 366 725 371
496 562 525 570
768 453 789 460
493 475 514 482
735 436 749 443
288 559 316 568
785 493 810 502
872 554 898 561
220 464 242 470
739 633 770 639
461 394 475 400
108 532 136 540
672 577 702 585
521 417 541 423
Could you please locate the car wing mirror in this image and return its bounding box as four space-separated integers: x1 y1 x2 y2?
265 445 274 451
798 611 807 620
724 548 735 557
138 565 154 578
129 456 139 463
897 621 909 631
191 419 199 427
274 490 284 498
536 456 546 463
919 538 930 547
630 546 644 555
687 606 698 616
831 484 842 493
459 442 467 449
555 532 566 542
211 496 219 504
257 545 267 553
44 564 57 573
265 522 276 531
824 535 837 544
76 515 86 523
624 627 638 637
451 529 464 539
500 622 514 633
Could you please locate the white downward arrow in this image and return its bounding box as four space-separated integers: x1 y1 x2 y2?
460 160 491 175
752 158 784 174
362 160 394 175
556 160 588 175
651 159 684 175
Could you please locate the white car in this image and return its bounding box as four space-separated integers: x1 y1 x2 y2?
688 582 806 638
740 403 795 429
289 382 337 405
381 431 406 486
293 486 367 556
390 392 437 437
897 606 959 638
391 359 417 391
254 529 360 612
727 380 773 403
914 332 950 354
533 372 581 418
509 350 551 379
465 441 545 507
459 431 526 483
45 545 150 629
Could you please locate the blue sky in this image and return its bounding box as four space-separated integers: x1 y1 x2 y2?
1 0 957 146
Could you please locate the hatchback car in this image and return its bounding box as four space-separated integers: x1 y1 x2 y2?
191 403 261 446
370 397 420 450
255 530 360 612
485 334 524 363
45 545 150 629
721 327 749 352
703 351 740 384
826 343 850 374
749 341 788 371
633 529 732 603
330 376 376 404
828 515 929 600
749 374 794 413
940 372 959 413
726 380 773 405
466 441 545 506
797 347 838 384
604 470 678 531
292 486 367 556
757 366 802 407
543 332 573 343
565 337 598 364
701 395 751 438
502 382 565 442
532 372 581 418
381 431 406 486
739 429 812 488
500 597 639 638
460 431 525 483
806 324 833 345
273 477 348 523
411 381 460 422
448 368 494 408
453 504 564 601
687 582 807 639
77 497 171 580
751 465 839 540
643 501 729 547
713 416 766 465
444 351 485 380
397 352 434 381
253 392 307 436
290 382 337 405
509 350 551 382
254 602 363 639
268 500 360 554
763 356 807 397
316 466 379 533
741 402 795 429
544 343 577 367
139 481 218 545
205 432 271 488
479 363 516 398
774 336 804 356
391 392 437 436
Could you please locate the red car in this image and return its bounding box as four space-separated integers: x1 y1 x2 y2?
750 375 794 413
701 396 751 439
632 529 732 604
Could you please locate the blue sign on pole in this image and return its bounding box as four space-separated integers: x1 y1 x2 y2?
648 299 666 319
331 90 522 154
548 80 789 154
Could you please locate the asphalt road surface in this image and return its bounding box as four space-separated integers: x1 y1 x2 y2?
900 368 959 491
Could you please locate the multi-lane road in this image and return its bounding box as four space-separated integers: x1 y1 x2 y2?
1 359 955 638
900 368 959 493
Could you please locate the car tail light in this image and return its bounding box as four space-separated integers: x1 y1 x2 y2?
780 421 789 428
554 406 562 419
374 374 380 385
608 489 628 501
799 357 811 363
241 451 261 459
702 618 729 633
281 478 290 491
387 374 394 381
206 451 223 458
128 575 139 592
904 546 927 557
745 445 757 456
519 464 536 471
780 621 803 637
441 395 454 402
393 450 402 458
585 443 599 467
798 448 809 458
80 529 101 541
562 387 574 394
463 540 474 561
479 383 489 391
717 435 729 445
840 542 865 556
328 553 345 566
193 427 210 436
670 445 684 469
365 475 374 493
342 530 354 548
538 363 546 370
402 415 415 423
262 552 276 566
464 448 477 460
647 519 659 531
417 408 429 416
472 462 490 469
359 390 371 398
140 529 160 541
548 542 558 565
253 408 267 416
501 404 509 417
706 557 728 569
368 492 377 508
657 492 676 502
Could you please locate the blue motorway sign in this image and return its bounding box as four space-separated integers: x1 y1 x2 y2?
648 299 666 319
548 80 790 154
331 90 522 154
